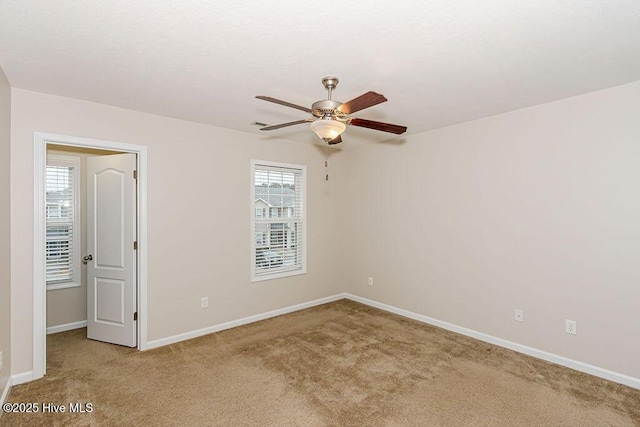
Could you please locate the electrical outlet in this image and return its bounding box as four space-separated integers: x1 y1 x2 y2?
201 297 208 309
514 309 524 322
565 319 577 335
368 277 374 287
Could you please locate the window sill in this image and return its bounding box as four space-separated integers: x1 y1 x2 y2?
251 268 306 283
47 281 82 291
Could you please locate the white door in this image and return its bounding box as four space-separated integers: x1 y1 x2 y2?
86 153 137 347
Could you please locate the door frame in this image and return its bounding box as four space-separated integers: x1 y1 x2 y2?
32 132 148 380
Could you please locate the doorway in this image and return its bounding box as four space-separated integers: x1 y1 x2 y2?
33 132 148 380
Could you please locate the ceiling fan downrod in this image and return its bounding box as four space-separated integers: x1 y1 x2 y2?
322 76 339 100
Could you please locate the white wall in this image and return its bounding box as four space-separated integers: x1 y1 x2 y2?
10 88 345 375
336 81 640 379
0 67 12 396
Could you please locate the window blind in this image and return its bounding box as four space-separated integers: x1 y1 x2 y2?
253 163 305 279
46 156 79 285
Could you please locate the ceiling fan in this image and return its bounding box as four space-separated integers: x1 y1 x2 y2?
256 76 407 145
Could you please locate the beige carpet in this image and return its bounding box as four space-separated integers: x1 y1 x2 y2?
2 300 639 426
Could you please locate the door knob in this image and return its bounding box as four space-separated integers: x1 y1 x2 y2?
82 254 93 264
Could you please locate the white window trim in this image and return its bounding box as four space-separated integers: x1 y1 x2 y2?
251 159 307 282
46 154 81 291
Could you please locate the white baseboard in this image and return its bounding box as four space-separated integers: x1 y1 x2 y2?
0 377 11 406
345 294 640 390
26 293 638 390
46 320 87 335
147 293 347 350
11 371 34 386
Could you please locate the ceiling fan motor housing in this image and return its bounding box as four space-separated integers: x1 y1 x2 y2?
311 100 345 119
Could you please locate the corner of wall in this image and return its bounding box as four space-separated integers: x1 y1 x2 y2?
0 65 13 402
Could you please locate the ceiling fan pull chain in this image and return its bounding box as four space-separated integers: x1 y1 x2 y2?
324 150 329 181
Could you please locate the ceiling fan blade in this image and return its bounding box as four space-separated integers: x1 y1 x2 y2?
256 96 312 114
349 118 407 134
259 119 312 131
338 91 387 115
327 135 342 145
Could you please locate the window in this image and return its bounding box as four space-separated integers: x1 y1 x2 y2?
46 155 81 290
251 160 306 281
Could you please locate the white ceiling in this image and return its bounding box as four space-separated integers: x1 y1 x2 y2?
1 1 639 145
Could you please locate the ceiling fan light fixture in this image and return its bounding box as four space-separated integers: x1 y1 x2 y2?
310 119 346 142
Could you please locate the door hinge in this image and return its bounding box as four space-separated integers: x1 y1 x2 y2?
133 241 138 250
133 312 138 321
133 170 138 180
